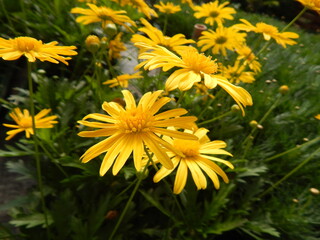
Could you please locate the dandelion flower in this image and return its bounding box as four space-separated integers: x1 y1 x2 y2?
153 128 234 194
131 18 194 53
193 1 236 26
103 71 143 88
3 108 58 141
296 0 320 13
78 90 198 176
197 26 247 56
108 32 126 60
234 19 299 48
219 61 256 84
135 44 252 115
71 3 137 32
154 1 181 14
0 37 77 64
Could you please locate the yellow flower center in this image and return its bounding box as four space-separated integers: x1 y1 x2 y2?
181 49 218 74
256 23 278 35
14 37 41 52
215 36 227 44
118 108 153 133
19 117 33 128
96 8 112 20
173 139 200 158
209 10 219 18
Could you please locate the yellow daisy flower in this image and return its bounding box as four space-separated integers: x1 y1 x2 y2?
131 18 195 53
103 71 143 88
197 26 247 56
112 0 158 19
235 45 261 73
71 3 137 32
0 36 77 65
314 114 320 120
153 128 234 194
219 61 256 84
78 90 198 176
108 32 126 60
296 0 320 13
193 1 236 26
3 108 58 141
154 1 181 14
135 44 252 115
234 19 299 48
181 0 195 9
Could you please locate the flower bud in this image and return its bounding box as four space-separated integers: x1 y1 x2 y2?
85 35 100 53
310 188 320 195
279 85 289 95
249 120 258 128
231 104 240 112
104 23 117 38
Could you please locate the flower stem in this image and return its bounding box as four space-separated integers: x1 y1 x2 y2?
265 137 320 162
175 91 186 107
259 146 320 198
163 14 168 35
198 110 232 127
27 62 50 238
281 7 307 32
108 150 151 240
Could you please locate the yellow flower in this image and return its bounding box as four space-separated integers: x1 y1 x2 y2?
136 44 252 115
3 108 58 141
219 61 256 84
154 1 181 14
235 45 261 73
153 128 234 194
78 0 97 3
193 1 236 26
234 19 299 48
131 18 195 53
197 26 247 56
71 3 137 32
0 37 77 64
181 0 195 9
314 114 320 120
103 71 143 88
78 90 198 176
85 35 100 53
112 0 158 19
296 0 320 13
108 32 126 60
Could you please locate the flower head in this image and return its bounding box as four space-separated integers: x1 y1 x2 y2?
154 1 181 14
219 61 256 84
135 44 252 115
235 45 261 73
78 90 198 176
131 18 194 53
71 3 137 32
0 37 77 64
234 19 299 47
3 108 58 140
193 1 236 26
103 71 143 88
197 26 247 56
296 0 320 13
112 0 158 19
108 32 126 60
153 128 234 194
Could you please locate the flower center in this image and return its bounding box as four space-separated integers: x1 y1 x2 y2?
118 109 152 133
14 37 41 52
215 36 227 44
210 11 219 18
256 23 278 35
181 49 218 74
19 117 33 128
173 139 200 158
96 8 112 20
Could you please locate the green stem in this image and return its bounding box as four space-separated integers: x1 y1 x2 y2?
175 91 186 107
265 137 320 162
0 0 18 35
259 147 320 198
281 7 307 32
108 150 151 240
163 14 168 35
27 62 50 239
198 110 232 127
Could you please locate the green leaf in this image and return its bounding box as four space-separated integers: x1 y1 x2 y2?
10 213 53 228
